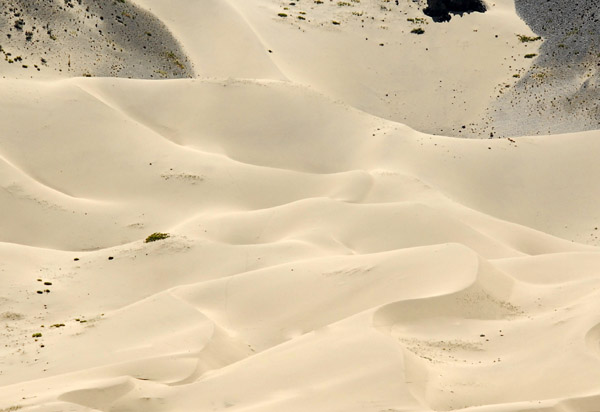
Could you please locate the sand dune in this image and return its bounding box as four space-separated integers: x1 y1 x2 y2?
1 0 600 411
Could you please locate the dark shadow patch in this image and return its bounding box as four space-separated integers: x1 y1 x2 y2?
486 0 600 137
423 0 486 23
0 0 194 79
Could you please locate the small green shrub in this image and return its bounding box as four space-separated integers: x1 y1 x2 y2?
165 51 185 70
411 27 425 35
145 232 170 243
278 13 288 17
517 34 541 42
524 53 537 58
32 333 42 338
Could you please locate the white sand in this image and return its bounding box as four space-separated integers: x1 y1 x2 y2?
1 1 600 411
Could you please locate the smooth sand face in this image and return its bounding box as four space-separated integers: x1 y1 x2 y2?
1 1 600 412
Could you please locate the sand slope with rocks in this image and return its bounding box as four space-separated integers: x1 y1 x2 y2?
0 0 193 79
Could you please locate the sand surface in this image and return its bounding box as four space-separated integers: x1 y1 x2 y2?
1 1 600 411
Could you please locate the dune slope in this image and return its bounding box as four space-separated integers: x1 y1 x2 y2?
0 0 193 79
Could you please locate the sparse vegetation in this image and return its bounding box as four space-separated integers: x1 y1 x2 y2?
32 333 42 338
277 13 288 17
14 19 24 31
524 53 537 59
0 406 23 412
411 28 425 35
0 0 193 79
165 51 185 70
517 34 541 42
145 232 170 243
566 28 579 36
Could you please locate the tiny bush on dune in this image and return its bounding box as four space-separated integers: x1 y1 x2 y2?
145 232 170 243
517 34 541 42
